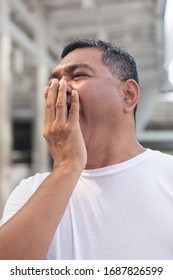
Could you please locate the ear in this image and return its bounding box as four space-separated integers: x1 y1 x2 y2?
122 79 140 113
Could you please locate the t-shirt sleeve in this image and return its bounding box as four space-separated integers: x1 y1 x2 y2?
0 172 49 225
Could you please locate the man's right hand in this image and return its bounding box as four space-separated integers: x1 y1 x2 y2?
43 79 87 173
0 78 87 260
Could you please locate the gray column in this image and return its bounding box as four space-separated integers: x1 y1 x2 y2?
0 0 12 214
32 63 50 173
31 18 50 173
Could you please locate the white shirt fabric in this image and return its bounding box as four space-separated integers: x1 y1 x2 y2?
1 149 173 259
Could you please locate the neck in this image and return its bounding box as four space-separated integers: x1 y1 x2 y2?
85 130 145 170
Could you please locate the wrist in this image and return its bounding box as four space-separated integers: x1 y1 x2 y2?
53 161 85 176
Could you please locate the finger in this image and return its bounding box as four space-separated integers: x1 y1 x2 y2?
68 90 79 124
45 79 59 122
55 79 67 123
44 86 49 99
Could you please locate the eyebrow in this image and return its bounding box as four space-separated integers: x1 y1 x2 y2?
49 63 95 81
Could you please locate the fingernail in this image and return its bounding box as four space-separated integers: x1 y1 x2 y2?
72 90 77 97
60 79 66 86
52 79 58 85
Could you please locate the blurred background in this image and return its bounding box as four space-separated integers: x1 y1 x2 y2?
0 0 173 215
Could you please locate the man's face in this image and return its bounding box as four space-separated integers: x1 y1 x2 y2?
50 47 124 148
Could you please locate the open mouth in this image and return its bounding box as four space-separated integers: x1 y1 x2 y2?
66 92 72 115
67 103 71 114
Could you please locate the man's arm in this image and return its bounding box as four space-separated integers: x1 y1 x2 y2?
0 79 87 259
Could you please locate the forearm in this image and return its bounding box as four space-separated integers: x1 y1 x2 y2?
0 167 81 260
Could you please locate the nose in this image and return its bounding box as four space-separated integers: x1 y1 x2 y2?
67 83 73 94
60 77 73 94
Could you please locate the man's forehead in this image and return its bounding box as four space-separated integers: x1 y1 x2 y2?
59 47 102 66
53 48 102 73
53 62 95 73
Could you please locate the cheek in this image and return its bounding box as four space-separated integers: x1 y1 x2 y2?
77 81 122 119
79 82 105 102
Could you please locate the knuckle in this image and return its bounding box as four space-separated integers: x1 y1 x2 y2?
49 125 57 135
55 101 63 109
43 125 55 137
43 122 74 142
49 124 64 135
46 102 54 109
57 124 65 133
69 107 75 114
43 128 49 139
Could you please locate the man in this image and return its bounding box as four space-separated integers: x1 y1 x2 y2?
0 38 173 259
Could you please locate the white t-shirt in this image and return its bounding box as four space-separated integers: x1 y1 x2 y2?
1 149 173 259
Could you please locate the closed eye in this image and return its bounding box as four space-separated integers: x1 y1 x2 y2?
73 73 90 80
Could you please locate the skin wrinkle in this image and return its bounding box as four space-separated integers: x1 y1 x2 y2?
49 63 96 82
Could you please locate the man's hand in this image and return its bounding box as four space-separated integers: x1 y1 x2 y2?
43 79 87 173
0 79 87 260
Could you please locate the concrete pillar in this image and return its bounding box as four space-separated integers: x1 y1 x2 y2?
32 63 50 173
0 0 12 214
31 18 50 173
